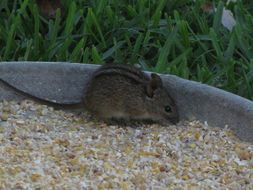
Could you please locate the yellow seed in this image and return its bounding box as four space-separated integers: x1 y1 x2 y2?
0 167 4 175
182 175 190 180
120 182 131 189
141 152 161 157
194 132 201 140
104 162 112 170
127 159 133 168
16 120 25 125
69 157 79 165
152 168 161 173
188 143 197 148
0 114 9 120
237 151 252 160
30 174 42 182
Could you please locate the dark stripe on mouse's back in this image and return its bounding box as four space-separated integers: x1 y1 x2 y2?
92 64 150 84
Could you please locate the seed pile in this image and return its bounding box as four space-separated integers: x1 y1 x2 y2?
0 100 252 189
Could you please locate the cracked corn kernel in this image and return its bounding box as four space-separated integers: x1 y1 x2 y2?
0 100 253 189
120 182 131 189
182 175 190 180
140 152 161 157
237 151 252 160
0 113 9 121
188 143 197 148
16 120 25 125
30 174 43 182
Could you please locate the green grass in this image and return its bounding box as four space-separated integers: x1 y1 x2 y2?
0 0 253 100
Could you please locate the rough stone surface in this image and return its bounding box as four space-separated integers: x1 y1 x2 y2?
0 61 253 142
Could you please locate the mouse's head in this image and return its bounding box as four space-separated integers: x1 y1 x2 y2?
145 73 179 124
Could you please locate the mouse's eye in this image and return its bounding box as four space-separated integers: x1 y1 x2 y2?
164 105 172 112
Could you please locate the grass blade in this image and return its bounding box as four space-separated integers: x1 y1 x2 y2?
209 28 222 57
151 0 166 28
213 1 224 33
155 27 178 73
87 8 106 47
92 46 104 65
82 47 89 64
64 2 76 36
70 38 85 62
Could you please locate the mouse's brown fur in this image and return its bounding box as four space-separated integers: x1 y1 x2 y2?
84 64 179 124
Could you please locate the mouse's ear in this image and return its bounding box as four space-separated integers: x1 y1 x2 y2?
146 73 163 97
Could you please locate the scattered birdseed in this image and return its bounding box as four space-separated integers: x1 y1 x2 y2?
0 100 252 189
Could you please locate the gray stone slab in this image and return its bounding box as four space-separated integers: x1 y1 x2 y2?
0 62 93 103
0 61 253 142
